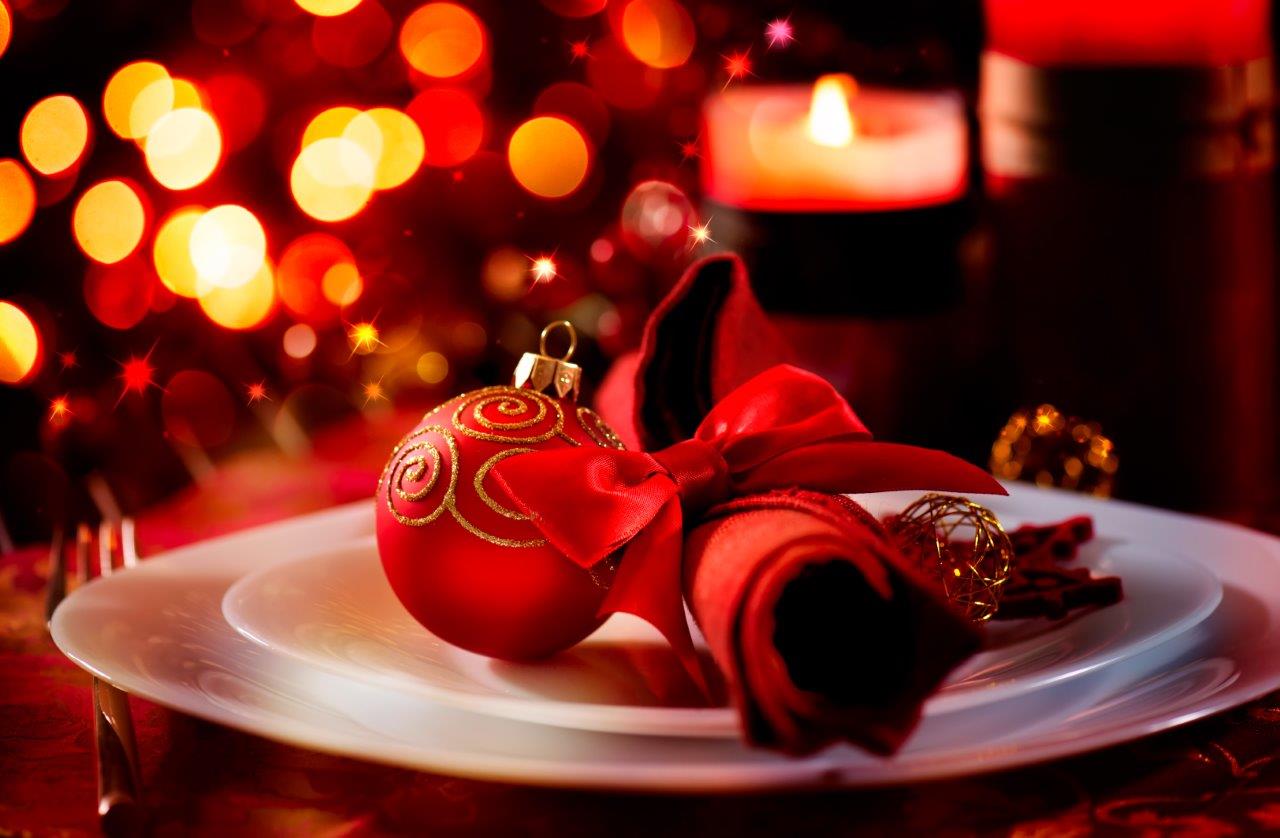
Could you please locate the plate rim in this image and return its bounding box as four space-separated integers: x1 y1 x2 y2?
49 485 1280 791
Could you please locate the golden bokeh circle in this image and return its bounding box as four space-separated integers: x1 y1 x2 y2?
73 179 146 264
0 159 36 245
20 94 90 176
145 107 222 190
507 116 590 199
399 3 486 78
0 300 40 385
103 61 171 140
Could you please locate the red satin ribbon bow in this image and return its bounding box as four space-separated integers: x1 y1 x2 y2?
494 364 1006 689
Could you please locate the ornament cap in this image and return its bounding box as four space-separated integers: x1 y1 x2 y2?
514 320 581 400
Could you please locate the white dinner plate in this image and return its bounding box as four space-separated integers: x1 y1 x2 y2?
50 485 1280 791
220 506 1222 737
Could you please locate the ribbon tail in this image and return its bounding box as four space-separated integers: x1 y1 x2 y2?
740 442 1008 497
598 499 711 697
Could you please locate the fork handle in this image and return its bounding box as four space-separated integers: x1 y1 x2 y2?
93 678 145 837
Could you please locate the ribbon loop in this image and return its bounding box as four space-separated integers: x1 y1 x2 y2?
653 439 730 513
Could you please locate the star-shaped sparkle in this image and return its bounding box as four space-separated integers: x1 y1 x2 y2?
362 379 387 406
348 321 383 356
569 39 590 61
49 396 72 424
688 220 715 249
246 381 270 404
765 17 794 49
722 49 753 87
678 138 700 161
117 349 157 403
531 256 557 283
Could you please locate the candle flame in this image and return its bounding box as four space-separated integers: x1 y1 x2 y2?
807 74 856 148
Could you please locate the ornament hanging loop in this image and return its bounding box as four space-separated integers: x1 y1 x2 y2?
539 320 577 362
515 320 582 400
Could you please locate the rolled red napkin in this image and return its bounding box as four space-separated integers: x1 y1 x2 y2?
684 490 983 755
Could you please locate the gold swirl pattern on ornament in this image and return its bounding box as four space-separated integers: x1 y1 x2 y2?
381 424 459 527
473 448 536 521
397 442 440 502
451 386 564 444
449 506 548 549
387 387 628 548
576 407 626 450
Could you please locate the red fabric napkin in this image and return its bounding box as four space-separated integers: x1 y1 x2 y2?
587 254 991 754
596 252 791 450
683 489 983 755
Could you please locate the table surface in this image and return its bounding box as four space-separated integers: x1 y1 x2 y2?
5 416 1280 837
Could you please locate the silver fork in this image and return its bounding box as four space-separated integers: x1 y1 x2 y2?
46 519 146 837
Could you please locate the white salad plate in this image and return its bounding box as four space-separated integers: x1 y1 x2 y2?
50 484 1280 791
220 494 1222 737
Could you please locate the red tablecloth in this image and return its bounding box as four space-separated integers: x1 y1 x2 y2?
5 421 1280 836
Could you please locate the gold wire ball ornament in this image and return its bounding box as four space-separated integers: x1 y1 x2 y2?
887 494 1014 622
989 404 1118 498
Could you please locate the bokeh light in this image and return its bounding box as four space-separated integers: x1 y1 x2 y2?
296 0 361 15
312 0 392 68
408 87 484 167
482 246 529 301
144 107 222 190
586 36 661 110
0 300 41 385
278 232 356 322
0 159 36 245
283 322 318 358
416 350 448 383
321 261 362 306
162 369 236 448
339 116 383 181
508 116 590 198
152 205 205 297
198 259 275 329
190 204 266 288
204 73 266 152
84 256 154 329
620 179 694 252
290 137 375 221
103 61 171 140
399 3 486 79
20 95 89 176
346 107 423 189
618 0 695 69
302 105 360 147
0 1 10 59
129 77 206 142
72 179 146 264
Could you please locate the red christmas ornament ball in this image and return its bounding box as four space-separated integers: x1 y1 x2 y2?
376 384 626 660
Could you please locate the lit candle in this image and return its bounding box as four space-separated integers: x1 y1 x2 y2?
699 76 976 449
702 75 968 212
